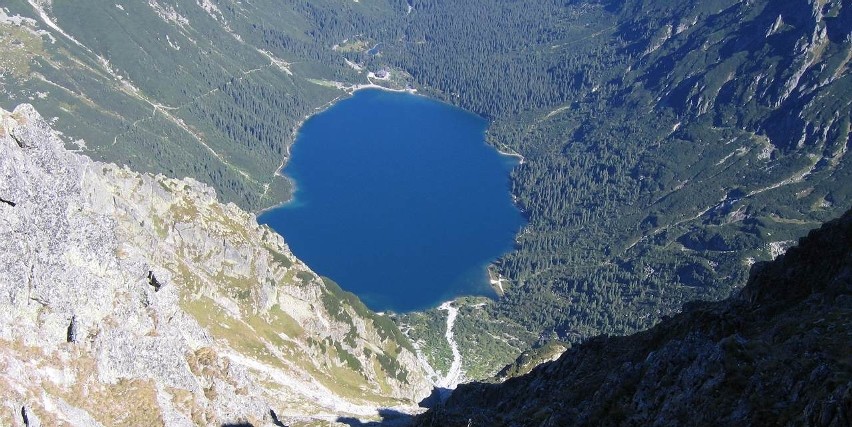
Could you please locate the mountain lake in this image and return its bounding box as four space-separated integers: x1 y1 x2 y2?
259 89 524 312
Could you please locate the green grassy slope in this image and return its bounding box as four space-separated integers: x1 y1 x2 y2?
0 0 406 209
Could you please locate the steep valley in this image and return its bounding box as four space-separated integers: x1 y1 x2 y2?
0 0 850 425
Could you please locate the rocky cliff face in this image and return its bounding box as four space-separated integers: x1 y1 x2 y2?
416 209 852 426
0 104 432 426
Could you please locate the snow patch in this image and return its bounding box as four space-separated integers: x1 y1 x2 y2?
165 34 180 50
148 0 190 29
197 0 224 22
26 0 85 47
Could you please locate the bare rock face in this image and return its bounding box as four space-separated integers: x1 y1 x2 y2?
0 104 432 426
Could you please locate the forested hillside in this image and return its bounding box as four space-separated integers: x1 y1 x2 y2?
0 0 407 209
371 0 851 374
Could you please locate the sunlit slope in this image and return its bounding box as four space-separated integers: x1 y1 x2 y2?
0 0 407 210
0 103 432 426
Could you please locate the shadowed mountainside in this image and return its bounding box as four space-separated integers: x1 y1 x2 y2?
416 208 852 426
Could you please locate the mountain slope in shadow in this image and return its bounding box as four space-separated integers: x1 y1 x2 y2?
417 209 852 426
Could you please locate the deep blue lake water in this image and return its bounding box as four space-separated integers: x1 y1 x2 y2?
259 89 524 312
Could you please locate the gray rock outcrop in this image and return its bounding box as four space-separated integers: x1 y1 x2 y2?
0 104 432 426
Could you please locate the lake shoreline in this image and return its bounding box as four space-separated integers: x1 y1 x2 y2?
258 83 421 216
259 84 527 216
258 87 524 314
495 147 525 164
258 89 525 312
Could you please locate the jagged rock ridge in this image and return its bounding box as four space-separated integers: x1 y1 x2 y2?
417 209 852 426
0 104 433 426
